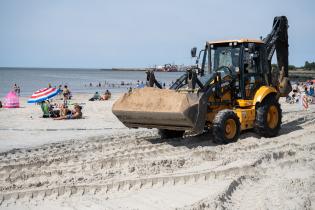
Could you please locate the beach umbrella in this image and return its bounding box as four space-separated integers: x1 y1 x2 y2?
28 88 61 103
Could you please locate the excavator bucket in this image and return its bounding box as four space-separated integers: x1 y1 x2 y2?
112 87 207 133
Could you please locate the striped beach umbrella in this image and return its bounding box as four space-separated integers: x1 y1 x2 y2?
28 88 61 103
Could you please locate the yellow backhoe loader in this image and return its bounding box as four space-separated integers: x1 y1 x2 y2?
112 16 292 144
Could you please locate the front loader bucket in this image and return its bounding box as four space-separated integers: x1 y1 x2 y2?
112 87 207 133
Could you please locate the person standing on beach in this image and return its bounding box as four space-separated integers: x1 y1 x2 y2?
13 84 18 94
16 86 20 96
12 84 20 96
63 85 71 100
309 82 314 96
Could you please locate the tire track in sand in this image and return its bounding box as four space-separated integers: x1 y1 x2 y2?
0 144 303 206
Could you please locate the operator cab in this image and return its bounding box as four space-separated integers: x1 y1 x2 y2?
171 39 269 101
200 39 268 100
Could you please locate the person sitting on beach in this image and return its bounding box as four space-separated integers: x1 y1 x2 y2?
48 103 70 118
58 103 70 117
40 100 51 118
39 100 61 118
89 91 100 101
101 90 111 100
54 104 82 120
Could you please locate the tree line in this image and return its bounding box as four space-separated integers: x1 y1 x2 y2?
272 61 315 70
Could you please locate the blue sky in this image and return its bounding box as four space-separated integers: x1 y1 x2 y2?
0 0 314 68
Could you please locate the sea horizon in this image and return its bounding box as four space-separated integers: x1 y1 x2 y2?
0 67 183 98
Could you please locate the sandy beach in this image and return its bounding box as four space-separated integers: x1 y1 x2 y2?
1 0 315 208
0 94 131 152
0 93 314 210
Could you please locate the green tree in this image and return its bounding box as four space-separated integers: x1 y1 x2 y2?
288 65 296 70
304 61 315 70
271 64 296 70
271 64 278 71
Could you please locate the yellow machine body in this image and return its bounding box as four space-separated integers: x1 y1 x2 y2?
205 86 277 131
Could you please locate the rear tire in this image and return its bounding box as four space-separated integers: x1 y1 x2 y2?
158 129 185 139
254 95 282 137
213 110 240 144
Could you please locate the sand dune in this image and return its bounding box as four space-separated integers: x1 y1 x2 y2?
0 95 314 210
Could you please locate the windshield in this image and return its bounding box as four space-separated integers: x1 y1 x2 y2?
210 46 240 74
199 72 214 85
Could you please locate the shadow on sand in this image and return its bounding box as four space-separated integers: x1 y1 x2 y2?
147 132 218 149
280 117 306 135
147 115 308 148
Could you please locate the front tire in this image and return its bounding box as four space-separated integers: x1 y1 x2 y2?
255 95 282 137
158 129 185 139
213 110 241 144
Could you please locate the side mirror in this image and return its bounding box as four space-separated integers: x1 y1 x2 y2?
191 47 197 57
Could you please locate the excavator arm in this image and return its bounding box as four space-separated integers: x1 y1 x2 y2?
263 16 291 96
264 16 289 77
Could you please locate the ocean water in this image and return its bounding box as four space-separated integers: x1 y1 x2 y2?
0 68 183 97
